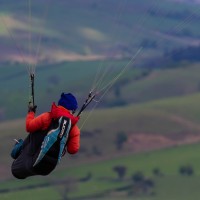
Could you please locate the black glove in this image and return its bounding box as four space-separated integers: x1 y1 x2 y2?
28 103 37 113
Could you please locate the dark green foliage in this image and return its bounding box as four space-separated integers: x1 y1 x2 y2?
179 165 194 176
114 85 121 98
140 39 157 49
148 8 198 21
115 132 128 150
92 145 102 156
79 172 92 182
166 46 200 62
152 168 164 177
132 171 145 183
129 171 155 196
47 75 60 86
113 165 127 180
104 98 127 108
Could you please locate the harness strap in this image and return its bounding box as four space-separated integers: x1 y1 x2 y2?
33 117 71 167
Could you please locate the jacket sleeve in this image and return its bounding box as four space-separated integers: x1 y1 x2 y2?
67 125 80 154
26 112 50 133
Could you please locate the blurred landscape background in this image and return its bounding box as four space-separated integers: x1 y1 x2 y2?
1 0 200 199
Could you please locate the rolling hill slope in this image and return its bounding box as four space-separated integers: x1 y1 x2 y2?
0 0 200 64
2 90 200 179
1 1 200 199
1 60 200 121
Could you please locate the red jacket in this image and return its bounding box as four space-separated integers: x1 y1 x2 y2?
26 103 80 154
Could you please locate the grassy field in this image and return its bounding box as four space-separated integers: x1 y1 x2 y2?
121 63 200 103
1 143 200 199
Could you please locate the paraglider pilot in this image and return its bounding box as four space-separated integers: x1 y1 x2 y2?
11 93 80 179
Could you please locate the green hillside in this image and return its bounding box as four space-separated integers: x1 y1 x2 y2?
2 142 200 200
1 62 200 178
2 91 200 177
0 0 200 63
121 63 200 103
1 60 200 121
0 59 131 119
